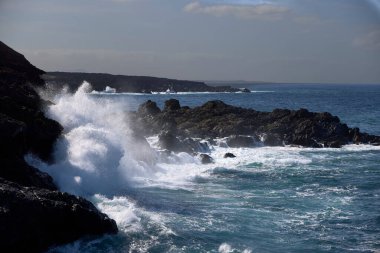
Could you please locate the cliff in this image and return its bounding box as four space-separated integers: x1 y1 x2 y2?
0 41 117 253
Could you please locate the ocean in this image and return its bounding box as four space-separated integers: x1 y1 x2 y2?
30 83 380 253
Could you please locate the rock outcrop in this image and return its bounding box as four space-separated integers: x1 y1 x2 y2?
0 178 117 253
0 41 45 86
0 41 118 253
133 99 380 149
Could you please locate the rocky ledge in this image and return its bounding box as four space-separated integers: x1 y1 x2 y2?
0 41 117 253
132 99 380 153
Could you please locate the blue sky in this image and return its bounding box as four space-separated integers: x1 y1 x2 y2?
0 0 379 83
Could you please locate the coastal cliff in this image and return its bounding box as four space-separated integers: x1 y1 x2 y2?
0 41 117 253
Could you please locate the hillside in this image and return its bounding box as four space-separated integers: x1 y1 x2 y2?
44 71 240 93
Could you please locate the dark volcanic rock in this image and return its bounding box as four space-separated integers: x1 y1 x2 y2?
0 41 118 252
227 135 255 148
0 178 117 253
159 131 187 153
133 99 380 148
137 100 161 116
164 99 181 111
0 41 45 86
158 131 210 154
200 154 213 164
0 155 56 190
0 41 63 186
224 153 236 158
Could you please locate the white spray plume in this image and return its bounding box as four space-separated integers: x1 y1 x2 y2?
29 81 158 196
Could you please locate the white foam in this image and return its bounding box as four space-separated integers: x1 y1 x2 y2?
219 243 232 253
29 81 160 196
36 82 379 194
92 194 142 232
31 82 380 247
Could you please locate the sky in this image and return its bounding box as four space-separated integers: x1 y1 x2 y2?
0 0 380 83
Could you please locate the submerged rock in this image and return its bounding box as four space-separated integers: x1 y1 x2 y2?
200 154 213 164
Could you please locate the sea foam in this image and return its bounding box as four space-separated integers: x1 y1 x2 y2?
28 81 159 196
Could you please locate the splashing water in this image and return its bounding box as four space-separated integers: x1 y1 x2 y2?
28 83 380 253
28 81 158 196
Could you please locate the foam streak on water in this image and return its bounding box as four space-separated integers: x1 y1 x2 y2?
33 83 380 253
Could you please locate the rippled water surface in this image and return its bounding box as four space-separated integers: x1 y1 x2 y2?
40 83 380 253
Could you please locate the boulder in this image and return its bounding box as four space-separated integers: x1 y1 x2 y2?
224 153 236 158
164 99 181 111
158 131 187 153
137 100 161 116
0 178 117 253
200 154 213 164
158 132 211 154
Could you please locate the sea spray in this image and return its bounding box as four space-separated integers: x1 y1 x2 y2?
28 81 158 196
27 84 380 252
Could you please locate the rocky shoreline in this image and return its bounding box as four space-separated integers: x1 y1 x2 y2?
2 39 380 252
131 99 380 158
0 41 117 253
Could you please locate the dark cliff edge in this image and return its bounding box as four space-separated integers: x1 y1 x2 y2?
43 71 241 93
0 41 117 253
132 99 380 154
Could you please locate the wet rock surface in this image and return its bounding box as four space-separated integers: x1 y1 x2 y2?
0 41 118 252
224 153 236 158
200 154 213 164
133 99 380 149
0 178 118 253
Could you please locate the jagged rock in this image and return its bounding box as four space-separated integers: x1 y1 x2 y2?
0 155 56 190
262 133 284 146
137 100 161 116
158 132 210 154
224 153 236 158
0 41 45 86
0 41 118 252
164 99 181 111
158 131 187 153
200 154 213 164
227 135 255 147
326 140 342 148
0 178 117 253
133 99 380 148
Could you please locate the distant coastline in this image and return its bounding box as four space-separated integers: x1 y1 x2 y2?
43 72 246 93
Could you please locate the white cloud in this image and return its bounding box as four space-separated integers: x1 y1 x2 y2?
184 1 290 20
353 30 380 50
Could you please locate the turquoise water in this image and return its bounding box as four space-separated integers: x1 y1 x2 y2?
44 84 380 253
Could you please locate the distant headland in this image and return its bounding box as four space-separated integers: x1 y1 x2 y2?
43 71 251 93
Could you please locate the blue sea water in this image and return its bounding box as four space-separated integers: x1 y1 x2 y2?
40 83 380 253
